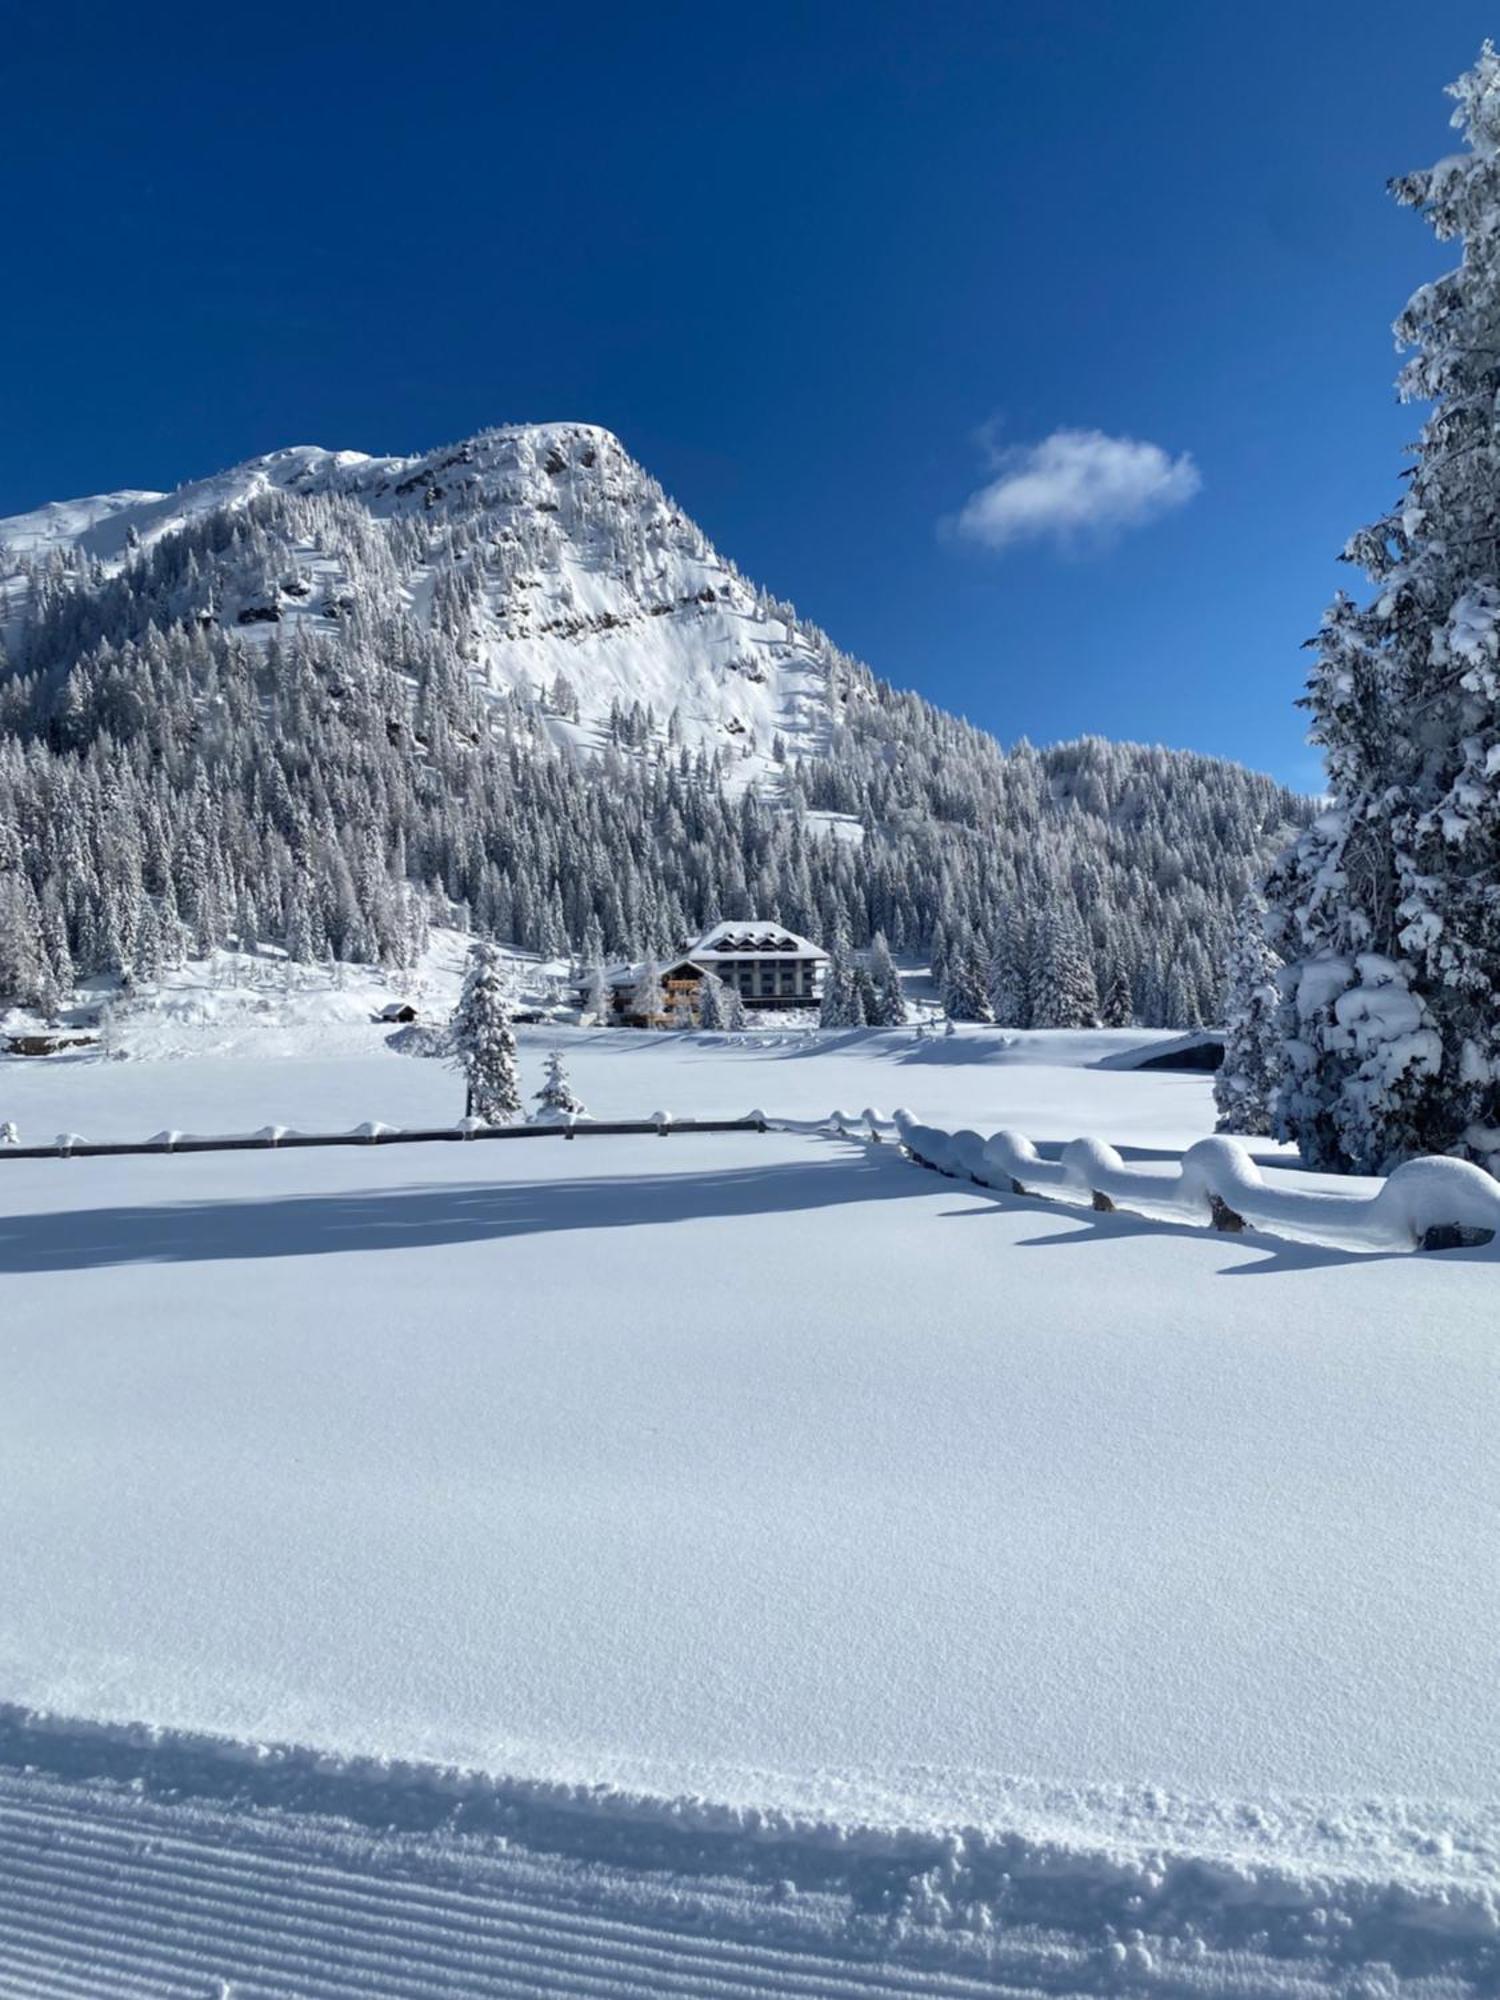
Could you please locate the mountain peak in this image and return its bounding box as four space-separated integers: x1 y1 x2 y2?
0 422 843 774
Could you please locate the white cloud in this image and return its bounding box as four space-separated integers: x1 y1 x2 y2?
950 427 1201 552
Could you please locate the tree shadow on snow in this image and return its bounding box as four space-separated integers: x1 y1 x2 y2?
0 1153 909 1274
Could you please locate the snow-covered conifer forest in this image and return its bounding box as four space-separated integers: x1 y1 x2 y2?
0 424 1307 1027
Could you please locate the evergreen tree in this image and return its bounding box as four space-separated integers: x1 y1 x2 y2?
449 941 522 1123
633 957 663 1025
0 873 47 1010
582 962 610 1025
697 967 727 1030
819 942 858 1026
1215 894 1283 1136
1101 967 1134 1028
986 910 1032 1027
1031 910 1100 1029
866 929 907 1025
531 1047 586 1122
1264 46 1500 1174
850 962 879 1026
941 936 993 1022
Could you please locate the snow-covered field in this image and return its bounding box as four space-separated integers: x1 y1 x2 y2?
2 999 1497 1995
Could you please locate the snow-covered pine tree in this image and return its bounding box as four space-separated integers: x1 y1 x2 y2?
449 941 522 1124
531 1048 586 1123
633 957 663 1026
723 982 748 1031
819 943 857 1026
941 935 993 1022
1030 910 1100 1029
1263 45 1500 1174
1214 893 1283 1136
697 967 727 1029
582 962 610 1024
986 910 1033 1027
0 872 47 1011
1101 967 1134 1028
866 930 907 1025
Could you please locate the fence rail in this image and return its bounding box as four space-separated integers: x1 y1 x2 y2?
0 1115 767 1162
4 1102 1495 1255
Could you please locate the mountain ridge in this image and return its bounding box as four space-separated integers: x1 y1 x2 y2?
0 422 862 786
0 422 1311 1027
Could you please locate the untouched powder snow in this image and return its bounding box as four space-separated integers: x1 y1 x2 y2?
1 1129 1496 1809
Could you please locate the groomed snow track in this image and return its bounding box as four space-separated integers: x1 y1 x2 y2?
0 1775 1000 2000
3 1710 1498 1998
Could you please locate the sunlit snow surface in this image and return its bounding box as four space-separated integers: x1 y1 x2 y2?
2 1005 1498 1994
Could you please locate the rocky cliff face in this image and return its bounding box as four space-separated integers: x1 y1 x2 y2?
0 423 867 778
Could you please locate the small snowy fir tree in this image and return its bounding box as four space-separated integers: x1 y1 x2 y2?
582 962 610 1025
819 943 858 1026
865 930 907 1025
1214 894 1283 1136
1263 46 1500 1174
449 941 522 1123
723 982 748 1032
1100 967 1134 1029
633 957 663 1026
986 910 1033 1027
697 967 727 1029
850 963 879 1026
941 937 993 1022
531 1048 586 1123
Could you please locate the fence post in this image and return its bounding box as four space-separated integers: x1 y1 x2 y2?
1420 1221 1495 1252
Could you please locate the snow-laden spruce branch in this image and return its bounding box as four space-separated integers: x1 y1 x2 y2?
756 1107 1500 1253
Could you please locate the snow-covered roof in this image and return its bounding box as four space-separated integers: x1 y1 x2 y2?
600 925 827 990
687 921 827 962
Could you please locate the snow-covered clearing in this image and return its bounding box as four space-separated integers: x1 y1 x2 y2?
2 1022 1497 1993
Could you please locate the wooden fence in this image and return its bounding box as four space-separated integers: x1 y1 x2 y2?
0 1116 768 1162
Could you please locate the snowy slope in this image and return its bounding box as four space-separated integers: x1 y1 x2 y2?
0 424 848 775
5 1119 1496 1816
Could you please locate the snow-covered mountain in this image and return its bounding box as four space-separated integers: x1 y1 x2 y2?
0 422 1311 1027
0 423 855 782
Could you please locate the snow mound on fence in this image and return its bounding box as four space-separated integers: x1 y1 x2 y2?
889 1111 1500 1252
749 1105 1500 1254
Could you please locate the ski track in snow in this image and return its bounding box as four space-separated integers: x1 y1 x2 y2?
0 1773 1004 2000
2 1712 1497 1999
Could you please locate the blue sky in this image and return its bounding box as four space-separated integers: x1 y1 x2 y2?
4 1 1494 788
